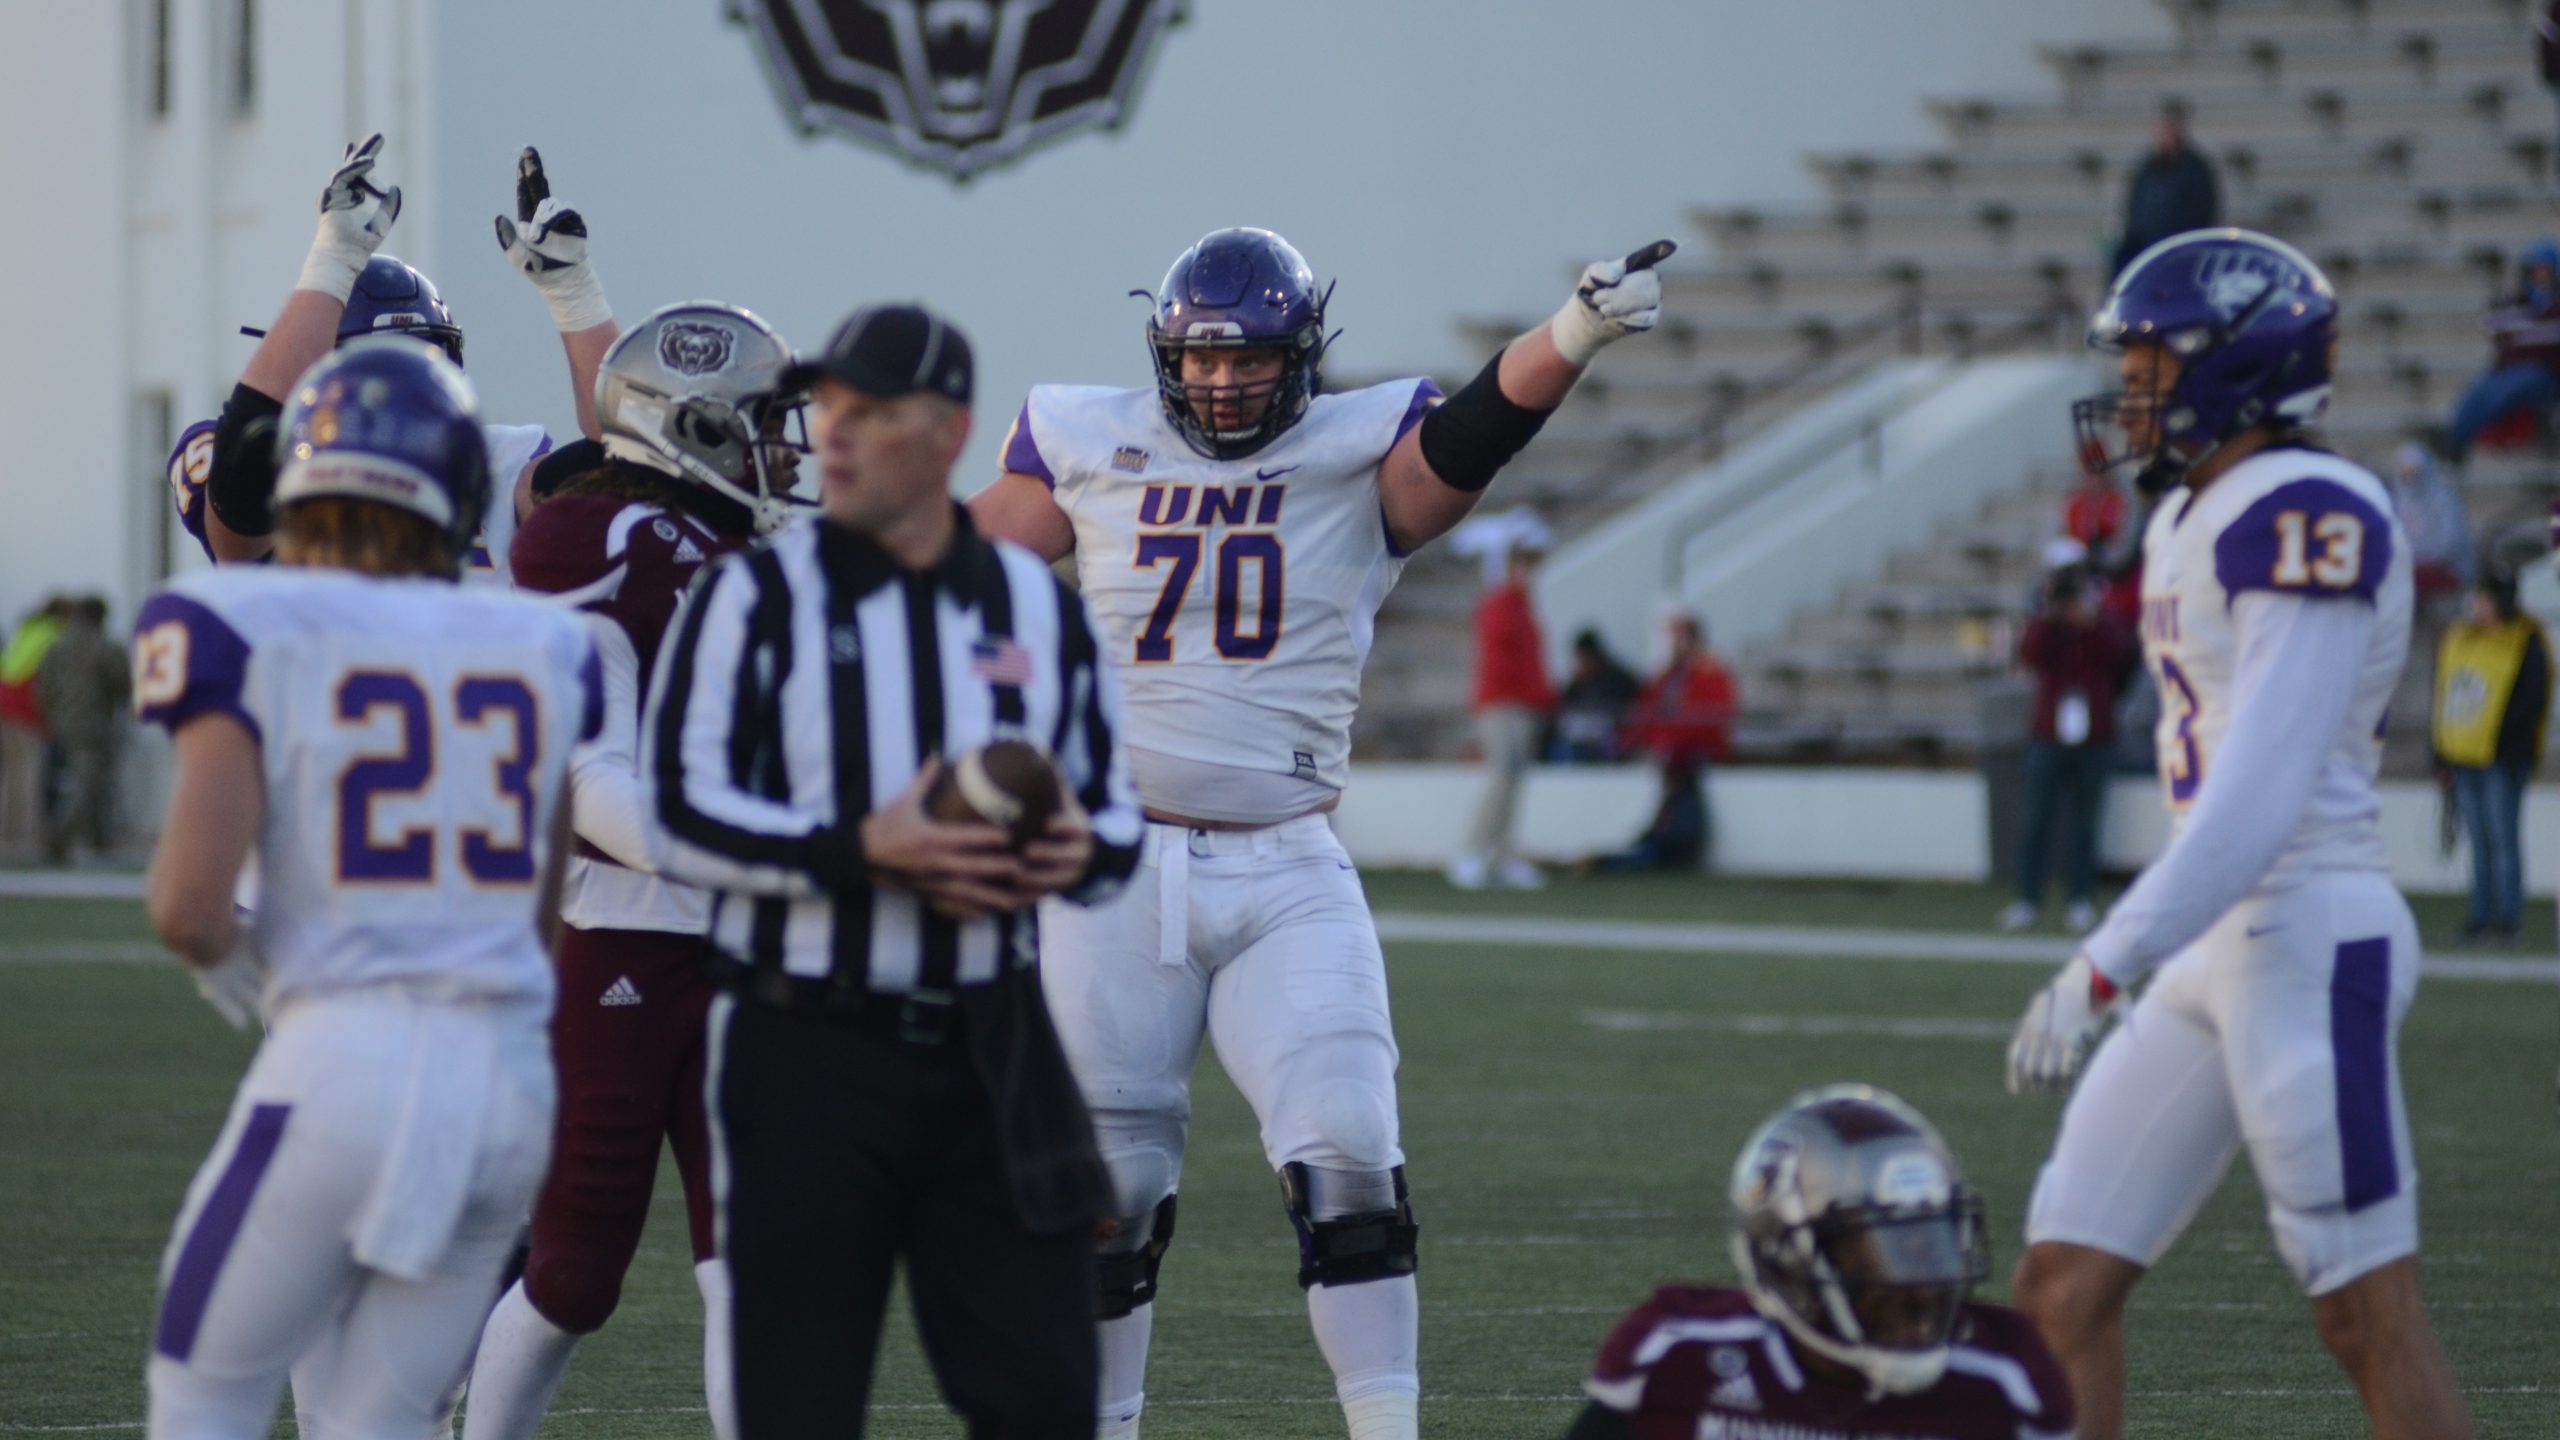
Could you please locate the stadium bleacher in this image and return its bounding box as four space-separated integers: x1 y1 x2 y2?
1357 0 2558 771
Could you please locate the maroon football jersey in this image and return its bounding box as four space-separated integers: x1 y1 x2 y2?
509 492 740 678
1584 1285 2075 1440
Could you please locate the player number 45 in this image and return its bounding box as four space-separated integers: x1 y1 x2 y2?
2271 509 2364 590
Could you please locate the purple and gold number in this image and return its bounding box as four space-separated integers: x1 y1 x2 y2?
1214 533 1284 659
2158 654 2203 805
336 672 435 882
1134 533 1202 662
456 677 539 885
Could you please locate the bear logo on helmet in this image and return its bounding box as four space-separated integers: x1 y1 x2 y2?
659 323 735 377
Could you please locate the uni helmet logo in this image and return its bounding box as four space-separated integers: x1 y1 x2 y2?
659 323 736 376
728 0 1188 181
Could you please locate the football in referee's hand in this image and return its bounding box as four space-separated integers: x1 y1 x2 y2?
923 740 1064 849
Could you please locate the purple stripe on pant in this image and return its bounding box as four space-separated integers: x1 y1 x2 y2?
154 1102 291 1361
2328 939 2397 1213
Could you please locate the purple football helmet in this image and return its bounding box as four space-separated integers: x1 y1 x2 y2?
339 256 465 365
1145 228 1333 459
2073 228 2337 494
274 337 490 560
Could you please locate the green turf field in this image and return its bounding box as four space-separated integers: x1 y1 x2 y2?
3 873 2553 1437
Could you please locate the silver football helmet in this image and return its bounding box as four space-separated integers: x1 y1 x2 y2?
1728 1085 1989 1396
595 301 809 533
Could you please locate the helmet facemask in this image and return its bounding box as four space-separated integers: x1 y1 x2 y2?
1734 1190 1988 1396
595 302 814 534
1149 319 1327 461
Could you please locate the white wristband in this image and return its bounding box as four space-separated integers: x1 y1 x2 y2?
295 232 371 304
1547 296 1613 368
536 266 614 334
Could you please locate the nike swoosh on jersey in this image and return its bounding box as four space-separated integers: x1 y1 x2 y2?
1255 464 1301 480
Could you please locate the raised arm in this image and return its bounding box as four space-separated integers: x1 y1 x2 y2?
1377 240 1673 553
206 136 406 562
494 147 619 443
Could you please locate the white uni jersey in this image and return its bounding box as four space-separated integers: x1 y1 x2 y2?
132 567 601 1014
1003 379 1439 822
2138 445 2412 881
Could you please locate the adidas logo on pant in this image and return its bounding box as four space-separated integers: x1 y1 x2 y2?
600 976 643 1007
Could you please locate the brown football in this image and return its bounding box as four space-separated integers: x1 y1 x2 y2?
923 739 1065 849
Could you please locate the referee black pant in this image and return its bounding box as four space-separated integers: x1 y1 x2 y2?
712 992 1097 1438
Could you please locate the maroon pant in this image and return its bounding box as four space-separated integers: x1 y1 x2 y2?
523 926 716 1333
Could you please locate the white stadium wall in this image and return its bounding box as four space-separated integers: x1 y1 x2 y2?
1333 764 2560 898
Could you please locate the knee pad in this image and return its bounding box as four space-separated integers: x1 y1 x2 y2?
522 1251 625 1335
1279 1163 1417 1289
1094 1195 1178 1321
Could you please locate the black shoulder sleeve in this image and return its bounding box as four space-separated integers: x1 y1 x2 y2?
207 383 288 537
531 437 609 500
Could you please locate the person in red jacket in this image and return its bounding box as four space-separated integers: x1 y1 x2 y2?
2000 564 2136 933
1585 613 1735 874
1451 543 1557 889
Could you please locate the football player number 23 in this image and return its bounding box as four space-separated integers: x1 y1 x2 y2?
1134 533 1284 662
336 670 541 885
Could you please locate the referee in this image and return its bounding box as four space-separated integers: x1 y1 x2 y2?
642 302 1142 1438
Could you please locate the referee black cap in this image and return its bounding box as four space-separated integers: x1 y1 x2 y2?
784 303 974 406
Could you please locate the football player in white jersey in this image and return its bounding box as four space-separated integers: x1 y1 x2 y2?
970 226 1671 1440
2002 230 2473 1440
176 136 605 585
134 338 600 1440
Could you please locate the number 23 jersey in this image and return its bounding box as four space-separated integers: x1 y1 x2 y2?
132 567 601 1008
1004 378 1439 820
2138 444 2411 880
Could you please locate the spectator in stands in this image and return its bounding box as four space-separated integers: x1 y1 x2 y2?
2538 2 2560 161
2432 574 2550 944
0 596 66 862
1579 613 1736 875
1451 540 1557 890
2062 468 2145 629
1999 564 2135 934
2109 98 2220 279
36 595 128 865
2389 442 2476 617
1551 628 1641 763
2447 240 2560 464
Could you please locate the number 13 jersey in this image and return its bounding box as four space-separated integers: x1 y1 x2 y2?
1003 377 1439 823
2137 444 2411 882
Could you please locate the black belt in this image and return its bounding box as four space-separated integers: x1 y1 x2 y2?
713 958 967 1046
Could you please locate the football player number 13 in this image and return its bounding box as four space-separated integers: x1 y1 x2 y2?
336 670 541 885
1134 532 1284 662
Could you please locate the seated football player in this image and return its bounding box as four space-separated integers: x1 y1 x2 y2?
460 298 807 1440
172 137 602 583
1567 1086 2075 1440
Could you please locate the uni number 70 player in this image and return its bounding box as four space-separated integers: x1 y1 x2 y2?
2002 229 2473 1440
970 227 1671 1440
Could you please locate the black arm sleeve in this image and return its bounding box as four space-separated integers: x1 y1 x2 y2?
2500 630 2551 769
207 383 287 537
530 437 609 500
1417 349 1553 493
1561 1402 1637 1440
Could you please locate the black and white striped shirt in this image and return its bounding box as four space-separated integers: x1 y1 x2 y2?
642 505 1142 993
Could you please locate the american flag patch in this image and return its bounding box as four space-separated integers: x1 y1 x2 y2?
1111 446 1150 474
970 637 1035 685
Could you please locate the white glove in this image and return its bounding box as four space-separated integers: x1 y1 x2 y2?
188 940 265 1031
494 147 612 333
1547 239 1674 366
296 134 402 303
2005 954 2122 1096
